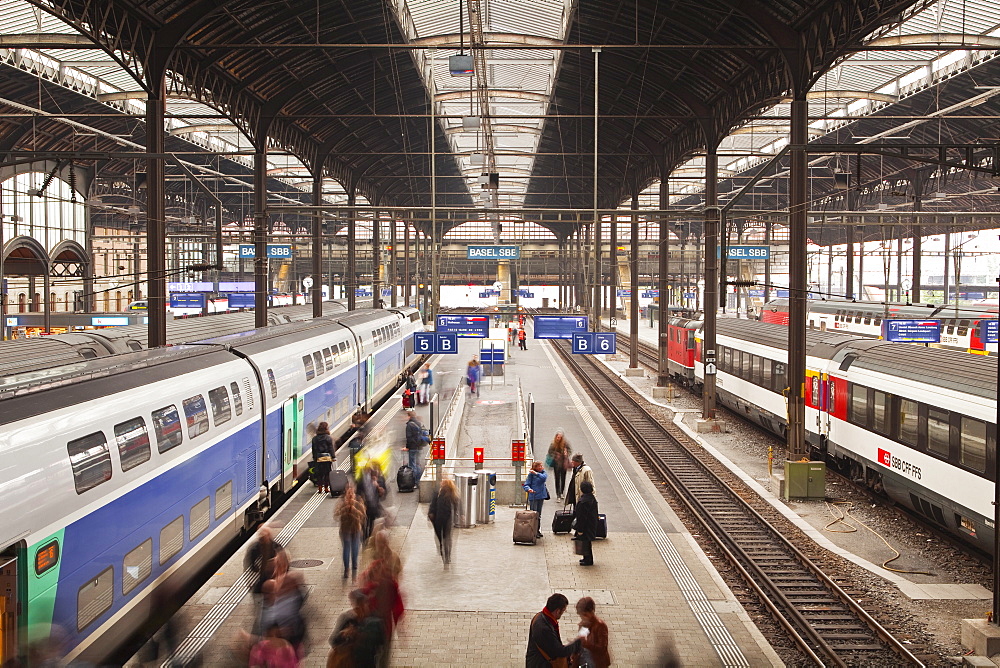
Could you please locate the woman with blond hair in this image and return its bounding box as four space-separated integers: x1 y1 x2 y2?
427 479 461 564
546 429 572 501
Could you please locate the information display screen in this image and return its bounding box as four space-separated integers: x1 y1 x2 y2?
170 293 207 309
436 314 489 338
228 293 256 308
883 319 941 343
979 319 998 344
533 315 589 339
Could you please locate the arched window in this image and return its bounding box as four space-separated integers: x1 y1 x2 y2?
115 291 122 311
1 171 86 252
128 290 134 302
32 293 40 311
18 293 26 313
49 292 57 312
64 292 71 310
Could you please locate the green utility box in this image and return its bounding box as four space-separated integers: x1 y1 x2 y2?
784 460 826 500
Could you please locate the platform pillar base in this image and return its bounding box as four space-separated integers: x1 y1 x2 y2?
695 418 727 433
624 367 644 377
962 618 1000 657
769 472 786 498
651 386 673 400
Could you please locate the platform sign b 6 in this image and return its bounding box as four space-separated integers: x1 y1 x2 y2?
572 332 616 354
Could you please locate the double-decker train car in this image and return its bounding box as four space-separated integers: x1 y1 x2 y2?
693 318 997 555
760 298 998 354
0 306 423 664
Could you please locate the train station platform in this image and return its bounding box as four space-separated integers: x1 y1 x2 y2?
135 325 783 667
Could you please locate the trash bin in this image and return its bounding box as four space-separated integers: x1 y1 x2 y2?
476 470 496 524
455 473 478 528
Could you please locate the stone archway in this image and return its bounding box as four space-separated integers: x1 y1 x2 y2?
49 239 93 311
3 235 51 330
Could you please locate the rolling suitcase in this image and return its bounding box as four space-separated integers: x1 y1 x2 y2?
513 510 538 544
402 391 414 409
596 513 608 539
329 469 349 498
552 507 574 534
396 464 416 492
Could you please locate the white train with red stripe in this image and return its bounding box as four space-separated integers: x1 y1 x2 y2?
693 318 997 554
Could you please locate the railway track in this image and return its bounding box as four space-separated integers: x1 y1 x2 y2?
550 339 923 667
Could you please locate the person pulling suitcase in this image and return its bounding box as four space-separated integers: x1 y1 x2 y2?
523 462 549 539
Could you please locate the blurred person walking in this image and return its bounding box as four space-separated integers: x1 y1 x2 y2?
523 461 549 539
245 525 283 597
359 463 386 540
311 422 335 494
566 453 595 506
525 593 582 668
427 479 461 564
335 486 367 581
574 596 611 668
573 481 599 566
403 410 428 481
417 363 433 405
466 356 481 395
327 589 384 668
259 551 307 656
546 430 572 501
359 531 404 668
249 624 298 668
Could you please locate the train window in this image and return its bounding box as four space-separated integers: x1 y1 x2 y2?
872 391 889 435
339 342 347 356
752 356 763 386
182 395 210 439
152 405 183 453
313 351 324 375
189 497 210 540
741 352 752 379
230 382 243 416
215 481 233 519
267 369 278 398
122 539 152 596
926 407 950 457
159 516 184 565
898 398 919 446
114 417 151 472
302 355 315 381
960 417 987 472
771 362 785 392
827 380 836 412
687 334 695 350
763 358 772 388
77 566 113 631
848 384 868 427
67 432 112 494
323 348 333 369
863 317 871 325
721 347 731 373
958 320 969 336
873 317 882 327
208 387 232 426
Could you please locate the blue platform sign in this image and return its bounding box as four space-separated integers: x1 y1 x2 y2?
884 319 941 343
167 281 213 292
776 289 790 298
228 293 255 308
170 293 207 308
683 292 696 299
617 289 631 297
517 290 535 298
533 315 589 339
355 289 373 297
641 289 659 298
480 344 506 364
572 332 617 354
466 245 521 260
748 289 765 297
478 292 492 299
238 244 294 259
979 319 998 343
436 314 489 338
381 288 393 297
414 332 459 354
722 245 770 260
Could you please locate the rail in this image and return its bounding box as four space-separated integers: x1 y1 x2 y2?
551 339 924 667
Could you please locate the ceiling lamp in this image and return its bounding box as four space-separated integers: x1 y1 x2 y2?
462 116 481 130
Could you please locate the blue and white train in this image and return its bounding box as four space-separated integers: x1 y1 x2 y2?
0 306 423 664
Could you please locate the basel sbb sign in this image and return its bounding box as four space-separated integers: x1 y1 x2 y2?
466 245 521 260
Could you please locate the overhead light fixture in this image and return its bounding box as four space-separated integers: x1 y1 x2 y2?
469 153 485 166
26 188 41 197
933 192 947 199
877 203 889 210
462 116 481 130
449 54 474 77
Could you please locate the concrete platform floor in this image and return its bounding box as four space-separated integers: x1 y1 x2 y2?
135 330 785 667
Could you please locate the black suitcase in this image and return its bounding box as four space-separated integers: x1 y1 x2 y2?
596 513 608 539
552 508 574 534
329 469 349 497
396 465 416 492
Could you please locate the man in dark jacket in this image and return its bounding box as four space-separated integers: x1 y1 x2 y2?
525 593 581 667
573 481 599 566
404 410 426 479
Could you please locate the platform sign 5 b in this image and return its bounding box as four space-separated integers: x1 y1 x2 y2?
572 332 616 354
414 332 458 354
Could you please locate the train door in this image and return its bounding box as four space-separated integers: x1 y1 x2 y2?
818 373 832 445
0 547 21 665
366 354 375 411
281 395 304 487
